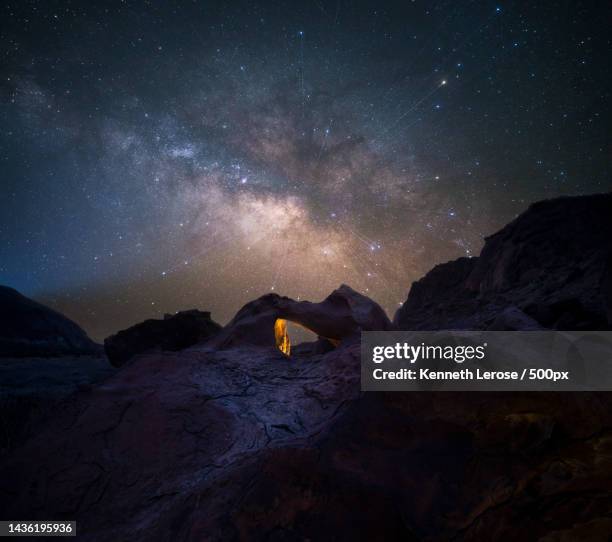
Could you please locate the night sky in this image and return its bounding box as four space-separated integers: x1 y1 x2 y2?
1 1 610 341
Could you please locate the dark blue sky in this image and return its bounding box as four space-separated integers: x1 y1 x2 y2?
1 0 610 339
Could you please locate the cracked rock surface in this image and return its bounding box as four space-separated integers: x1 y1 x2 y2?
0 342 362 540
2 339 612 541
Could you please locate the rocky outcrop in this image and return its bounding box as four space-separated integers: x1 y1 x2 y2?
212 284 392 349
395 193 612 330
394 257 480 330
104 309 222 367
0 286 99 357
104 285 390 364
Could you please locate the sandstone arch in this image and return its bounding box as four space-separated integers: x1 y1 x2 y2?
211 284 393 353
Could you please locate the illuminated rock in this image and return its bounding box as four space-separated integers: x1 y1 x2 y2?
274 318 291 355
212 284 393 351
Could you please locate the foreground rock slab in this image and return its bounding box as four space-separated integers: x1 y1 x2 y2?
1 342 612 541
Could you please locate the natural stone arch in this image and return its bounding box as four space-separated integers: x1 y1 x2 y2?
210 285 393 353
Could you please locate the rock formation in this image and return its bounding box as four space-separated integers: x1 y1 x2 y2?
104 309 222 367
211 284 393 350
0 285 99 357
395 193 612 331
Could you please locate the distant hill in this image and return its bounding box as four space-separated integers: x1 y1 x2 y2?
0 286 100 357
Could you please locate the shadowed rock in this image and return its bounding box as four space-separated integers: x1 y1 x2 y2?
487 306 543 331
395 193 612 330
104 309 222 367
0 285 99 357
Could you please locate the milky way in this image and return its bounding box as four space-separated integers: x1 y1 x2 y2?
1 1 610 340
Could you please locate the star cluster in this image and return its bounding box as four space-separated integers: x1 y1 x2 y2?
0 1 610 340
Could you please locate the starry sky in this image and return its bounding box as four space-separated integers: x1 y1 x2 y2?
1 0 610 341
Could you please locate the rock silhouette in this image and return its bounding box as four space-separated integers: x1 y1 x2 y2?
104 309 222 367
395 193 612 331
0 285 99 357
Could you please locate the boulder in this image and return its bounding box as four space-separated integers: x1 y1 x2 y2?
0 285 99 357
103 309 222 367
